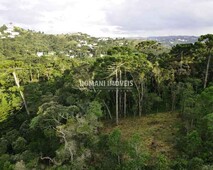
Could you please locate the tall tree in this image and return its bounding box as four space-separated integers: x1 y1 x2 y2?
198 34 213 88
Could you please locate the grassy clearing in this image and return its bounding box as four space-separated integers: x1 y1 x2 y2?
102 112 181 159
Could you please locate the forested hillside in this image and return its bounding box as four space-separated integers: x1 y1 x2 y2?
0 24 212 169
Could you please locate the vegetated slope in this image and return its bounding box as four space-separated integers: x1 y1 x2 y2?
103 112 181 159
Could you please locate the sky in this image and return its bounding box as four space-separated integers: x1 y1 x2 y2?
0 0 213 37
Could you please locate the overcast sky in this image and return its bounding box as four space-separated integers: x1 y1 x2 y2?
0 0 213 37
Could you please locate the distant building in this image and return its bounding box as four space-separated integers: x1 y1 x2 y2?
1 23 20 39
11 32 19 36
48 51 55 56
77 44 82 47
87 44 93 49
98 37 109 41
178 39 186 42
37 52 44 57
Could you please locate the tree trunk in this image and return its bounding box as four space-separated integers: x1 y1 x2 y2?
103 100 112 119
12 71 30 115
124 70 127 117
29 64 33 82
116 69 119 125
30 70 33 81
37 70 40 80
140 81 144 116
171 91 176 112
138 94 141 117
124 91 127 118
204 54 212 88
119 70 122 117
139 81 144 117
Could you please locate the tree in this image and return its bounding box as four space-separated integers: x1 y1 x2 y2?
198 34 213 88
127 54 152 116
136 40 168 56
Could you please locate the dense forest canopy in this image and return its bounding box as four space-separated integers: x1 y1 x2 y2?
0 24 212 169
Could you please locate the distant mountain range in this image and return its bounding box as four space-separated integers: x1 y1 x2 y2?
0 24 199 46
127 36 198 46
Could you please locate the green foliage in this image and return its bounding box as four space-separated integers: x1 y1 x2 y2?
185 130 202 157
3 161 14 170
202 113 213 138
12 137 27 153
198 86 213 115
87 100 103 117
0 28 213 169
188 157 204 170
0 88 22 122
136 40 168 55
155 154 170 170
108 129 123 156
107 46 134 55
0 138 8 154
0 154 11 170
202 165 213 170
124 134 150 170
172 157 188 170
200 113 213 162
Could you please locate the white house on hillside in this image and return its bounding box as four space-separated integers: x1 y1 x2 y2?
37 52 44 57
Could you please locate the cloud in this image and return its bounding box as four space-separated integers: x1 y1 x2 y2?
0 0 213 37
0 0 72 25
105 0 213 36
